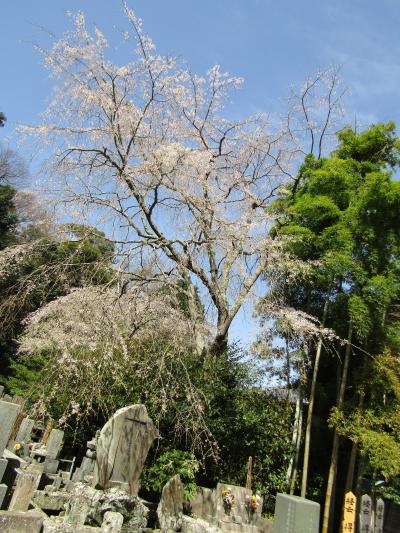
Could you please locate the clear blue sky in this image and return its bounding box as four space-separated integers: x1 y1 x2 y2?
1 0 399 344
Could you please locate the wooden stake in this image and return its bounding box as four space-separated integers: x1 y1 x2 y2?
246 456 253 491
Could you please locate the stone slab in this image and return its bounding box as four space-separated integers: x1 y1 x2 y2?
43 519 102 533
32 490 70 511
157 474 183 531
15 418 35 443
181 515 221 533
0 401 21 455
44 458 60 474
273 493 320 533
0 458 8 482
93 404 157 496
216 483 263 525
46 429 64 459
188 486 217 519
218 522 259 532
9 470 42 512
0 484 7 509
0 510 43 533
64 494 90 526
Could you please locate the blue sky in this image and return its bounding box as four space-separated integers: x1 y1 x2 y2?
2 0 399 135
1 0 399 344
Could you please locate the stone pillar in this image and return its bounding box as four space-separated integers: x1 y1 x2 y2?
0 401 21 456
8 470 41 512
15 418 34 444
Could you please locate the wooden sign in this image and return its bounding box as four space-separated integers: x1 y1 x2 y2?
374 498 384 533
342 491 357 532
359 494 372 533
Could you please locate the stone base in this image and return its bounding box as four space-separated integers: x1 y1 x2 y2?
218 521 259 532
0 510 43 533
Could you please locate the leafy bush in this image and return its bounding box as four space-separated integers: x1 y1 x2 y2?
141 449 199 500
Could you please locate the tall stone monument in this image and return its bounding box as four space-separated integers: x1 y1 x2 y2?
93 404 157 496
0 401 21 455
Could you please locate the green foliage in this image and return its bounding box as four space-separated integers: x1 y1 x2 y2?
335 122 400 167
0 112 6 127
288 194 341 234
348 295 371 341
0 185 18 249
269 122 400 509
142 449 199 500
381 478 400 504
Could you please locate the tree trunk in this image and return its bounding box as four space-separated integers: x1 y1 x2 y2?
344 349 368 495
289 387 304 494
345 441 358 493
286 386 301 491
301 301 328 498
322 322 353 533
208 308 230 357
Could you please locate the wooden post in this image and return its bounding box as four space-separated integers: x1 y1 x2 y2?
9 409 25 442
246 456 253 491
341 491 356 532
41 420 54 445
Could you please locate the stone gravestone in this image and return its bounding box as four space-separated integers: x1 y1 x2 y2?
273 493 320 533
46 428 64 458
15 418 34 444
157 474 184 531
93 404 157 496
374 498 384 533
0 401 21 456
72 433 98 483
360 494 372 533
0 511 43 533
216 483 263 526
44 428 64 474
8 470 41 512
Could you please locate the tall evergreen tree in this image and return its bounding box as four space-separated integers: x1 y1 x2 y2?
264 122 400 531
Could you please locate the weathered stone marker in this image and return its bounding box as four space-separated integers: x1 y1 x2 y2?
273 493 320 533
8 470 41 512
15 418 34 444
46 428 64 459
64 494 90 527
157 474 184 531
374 498 384 533
93 404 157 496
0 510 43 533
0 401 21 455
360 494 372 532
